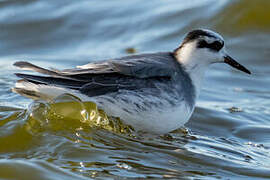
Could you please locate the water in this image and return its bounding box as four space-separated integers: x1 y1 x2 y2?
1 0 270 179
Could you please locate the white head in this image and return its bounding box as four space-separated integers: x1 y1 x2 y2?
174 29 250 97
174 29 250 74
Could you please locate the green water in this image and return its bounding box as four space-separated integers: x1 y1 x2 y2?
0 0 270 179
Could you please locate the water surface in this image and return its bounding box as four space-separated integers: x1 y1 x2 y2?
0 0 270 179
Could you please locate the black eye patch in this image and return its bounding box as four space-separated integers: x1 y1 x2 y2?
197 40 224 51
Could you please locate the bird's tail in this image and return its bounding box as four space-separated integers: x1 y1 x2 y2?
13 61 60 76
12 79 73 101
12 61 86 101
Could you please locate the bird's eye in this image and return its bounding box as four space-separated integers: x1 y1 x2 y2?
210 41 223 51
197 40 208 48
197 40 224 51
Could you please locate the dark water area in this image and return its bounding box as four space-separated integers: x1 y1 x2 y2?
0 0 270 179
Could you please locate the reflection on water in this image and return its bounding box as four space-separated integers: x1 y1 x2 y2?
0 0 270 179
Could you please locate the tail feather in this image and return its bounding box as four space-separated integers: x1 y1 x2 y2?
12 80 42 100
13 61 60 76
15 73 87 90
12 80 73 100
13 61 92 100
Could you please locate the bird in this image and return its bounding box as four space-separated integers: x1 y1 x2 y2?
12 29 251 134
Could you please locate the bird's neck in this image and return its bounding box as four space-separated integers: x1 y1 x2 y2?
185 63 207 98
174 50 208 98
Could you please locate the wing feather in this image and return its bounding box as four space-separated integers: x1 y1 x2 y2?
13 52 177 97
61 52 176 78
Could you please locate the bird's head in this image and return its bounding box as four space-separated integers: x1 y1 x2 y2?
174 29 251 74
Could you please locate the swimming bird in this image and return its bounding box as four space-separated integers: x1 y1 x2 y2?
12 29 251 134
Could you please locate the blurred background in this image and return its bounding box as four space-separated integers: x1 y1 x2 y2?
0 0 270 179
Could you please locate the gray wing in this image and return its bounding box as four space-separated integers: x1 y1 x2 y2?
60 52 177 78
14 52 177 97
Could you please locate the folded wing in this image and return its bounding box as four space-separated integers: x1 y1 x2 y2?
13 52 177 97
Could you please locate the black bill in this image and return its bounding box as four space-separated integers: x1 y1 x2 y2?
224 55 251 74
